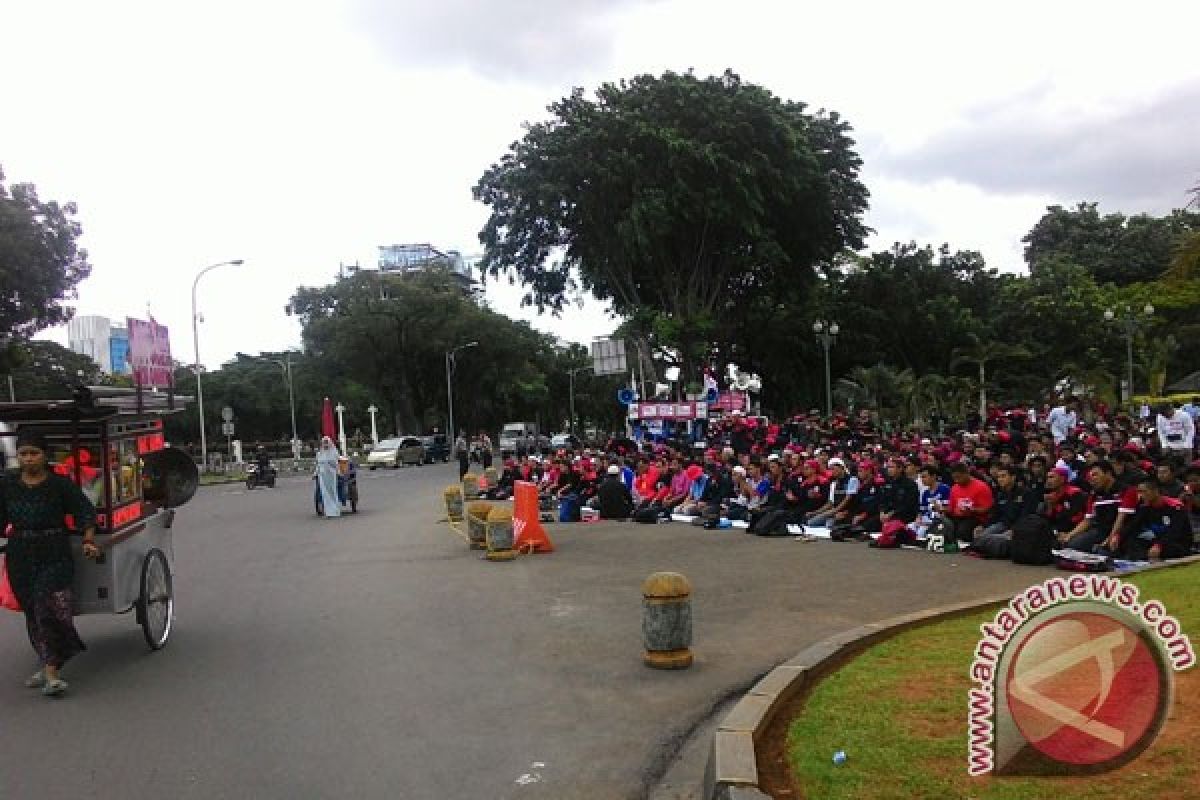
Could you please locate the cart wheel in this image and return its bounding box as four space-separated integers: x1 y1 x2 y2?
350 484 359 513
138 548 173 650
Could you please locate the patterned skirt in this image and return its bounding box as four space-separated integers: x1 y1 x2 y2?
6 529 86 668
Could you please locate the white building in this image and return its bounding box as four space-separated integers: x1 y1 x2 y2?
67 315 112 372
66 315 132 375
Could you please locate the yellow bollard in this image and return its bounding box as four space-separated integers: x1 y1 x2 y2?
642 572 694 669
462 472 482 501
444 484 464 523
485 506 517 562
466 501 493 550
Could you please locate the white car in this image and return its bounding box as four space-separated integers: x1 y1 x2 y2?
549 433 581 450
366 436 424 469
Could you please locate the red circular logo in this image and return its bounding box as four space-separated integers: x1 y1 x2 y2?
1005 610 1169 767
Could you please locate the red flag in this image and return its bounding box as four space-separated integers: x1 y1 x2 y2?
321 397 336 439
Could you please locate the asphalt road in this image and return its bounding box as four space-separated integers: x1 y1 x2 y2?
1 465 1053 799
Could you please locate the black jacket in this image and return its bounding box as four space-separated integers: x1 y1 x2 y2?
597 476 633 520
881 476 920 523
987 484 1024 528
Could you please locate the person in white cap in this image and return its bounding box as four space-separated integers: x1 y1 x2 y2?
597 463 634 519
806 457 859 528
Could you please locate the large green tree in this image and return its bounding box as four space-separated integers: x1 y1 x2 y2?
473 70 869 378
0 167 92 369
1022 202 1200 286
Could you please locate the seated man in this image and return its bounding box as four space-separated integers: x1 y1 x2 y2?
1040 466 1087 541
596 464 634 520
971 463 1023 555
1113 478 1193 560
913 464 950 539
944 462 994 550
1060 461 1136 552
807 457 858 528
676 465 709 516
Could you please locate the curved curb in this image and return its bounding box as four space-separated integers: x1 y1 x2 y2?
702 554 1200 799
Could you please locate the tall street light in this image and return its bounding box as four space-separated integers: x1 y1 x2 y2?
270 353 300 462
192 259 244 470
813 319 839 417
1104 303 1154 406
445 341 478 443
568 365 592 436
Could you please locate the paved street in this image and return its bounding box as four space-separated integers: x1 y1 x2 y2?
1 465 1053 799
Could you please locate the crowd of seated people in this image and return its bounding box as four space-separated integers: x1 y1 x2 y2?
511 396 1197 563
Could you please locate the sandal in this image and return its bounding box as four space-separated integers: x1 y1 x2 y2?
41 678 68 697
24 669 46 688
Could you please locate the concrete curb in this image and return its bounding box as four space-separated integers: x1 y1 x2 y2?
702 554 1200 799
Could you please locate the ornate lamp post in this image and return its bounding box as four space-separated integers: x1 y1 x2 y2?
1103 304 1154 405
812 319 840 417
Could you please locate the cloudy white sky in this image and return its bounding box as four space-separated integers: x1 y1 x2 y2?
3 0 1197 368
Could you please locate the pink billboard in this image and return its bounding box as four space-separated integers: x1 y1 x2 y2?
126 317 174 388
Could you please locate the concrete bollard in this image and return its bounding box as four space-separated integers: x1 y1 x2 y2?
485 506 517 561
642 572 693 669
444 485 464 523
466 501 493 550
462 472 482 501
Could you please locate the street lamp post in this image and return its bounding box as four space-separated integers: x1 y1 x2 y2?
191 259 244 470
812 319 840 417
271 354 300 463
1104 304 1154 406
568 365 592 436
445 341 478 442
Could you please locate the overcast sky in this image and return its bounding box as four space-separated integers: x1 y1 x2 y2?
3 0 1197 369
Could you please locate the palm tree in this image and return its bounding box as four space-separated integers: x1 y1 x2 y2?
834 363 912 424
950 335 1032 418
910 372 949 428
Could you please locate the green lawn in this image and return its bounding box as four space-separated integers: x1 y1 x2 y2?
786 563 1200 800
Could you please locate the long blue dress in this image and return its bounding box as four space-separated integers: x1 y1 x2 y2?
315 446 341 518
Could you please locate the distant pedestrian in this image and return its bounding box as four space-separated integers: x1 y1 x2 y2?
480 432 494 469
455 433 469 479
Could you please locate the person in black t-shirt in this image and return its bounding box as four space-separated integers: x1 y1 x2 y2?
1061 461 1138 552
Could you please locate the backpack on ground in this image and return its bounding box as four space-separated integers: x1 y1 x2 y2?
632 505 661 524
972 532 1012 559
1010 514 1056 565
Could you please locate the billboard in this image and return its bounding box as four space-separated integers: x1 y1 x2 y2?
127 317 174 388
590 337 628 376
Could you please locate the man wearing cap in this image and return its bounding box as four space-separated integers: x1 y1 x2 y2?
806 457 858 528
597 464 634 520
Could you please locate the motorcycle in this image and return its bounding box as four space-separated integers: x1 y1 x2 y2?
245 462 277 489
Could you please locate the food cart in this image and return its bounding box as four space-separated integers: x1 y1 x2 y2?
0 386 198 650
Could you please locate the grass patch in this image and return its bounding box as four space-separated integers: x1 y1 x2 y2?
786 563 1200 800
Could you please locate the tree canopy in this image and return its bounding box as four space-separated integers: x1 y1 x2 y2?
473 70 870 376
0 167 91 366
1022 202 1200 286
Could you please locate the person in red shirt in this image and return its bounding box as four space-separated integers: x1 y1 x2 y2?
946 463 994 547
